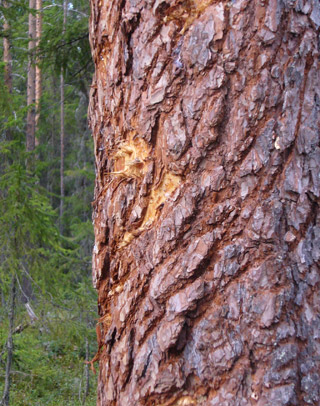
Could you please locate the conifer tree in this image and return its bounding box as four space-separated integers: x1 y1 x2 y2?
35 0 42 140
26 0 36 151
1 0 96 404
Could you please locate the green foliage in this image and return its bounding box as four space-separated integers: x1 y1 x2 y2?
0 0 96 404
0 311 97 406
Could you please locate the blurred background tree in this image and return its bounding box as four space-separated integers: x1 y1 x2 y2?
0 0 96 404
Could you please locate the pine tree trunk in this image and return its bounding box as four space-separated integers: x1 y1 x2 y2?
2 0 12 144
2 0 12 94
60 69 65 228
89 1 320 405
60 0 67 231
35 0 42 145
82 337 90 405
26 0 36 152
1 276 16 406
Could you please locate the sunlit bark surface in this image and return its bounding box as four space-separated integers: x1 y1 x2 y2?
89 1 320 405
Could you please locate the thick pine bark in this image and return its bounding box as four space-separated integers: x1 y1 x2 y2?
26 0 36 152
89 1 320 405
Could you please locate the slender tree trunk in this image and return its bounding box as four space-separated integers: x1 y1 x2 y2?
2 0 12 94
2 0 12 144
1 275 16 406
60 72 65 228
82 337 90 405
26 0 36 152
35 0 42 145
60 0 67 231
89 1 320 405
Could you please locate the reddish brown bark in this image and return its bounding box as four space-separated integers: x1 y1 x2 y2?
35 0 42 141
2 0 12 94
89 1 320 405
26 0 36 152
2 0 12 143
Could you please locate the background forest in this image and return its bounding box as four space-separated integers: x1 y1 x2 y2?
0 0 97 405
